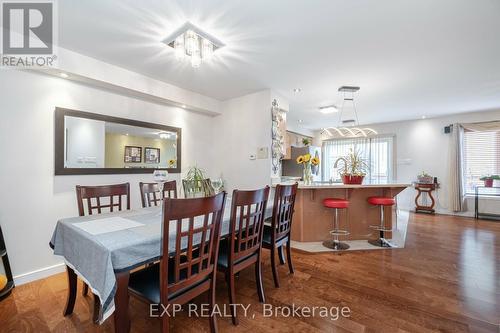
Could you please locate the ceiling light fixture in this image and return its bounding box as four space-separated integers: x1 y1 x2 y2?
319 105 338 114
159 132 170 139
293 88 302 93
60 72 68 78
163 22 224 68
321 86 377 138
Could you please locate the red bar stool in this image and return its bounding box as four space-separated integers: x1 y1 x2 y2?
322 198 350 250
367 196 397 248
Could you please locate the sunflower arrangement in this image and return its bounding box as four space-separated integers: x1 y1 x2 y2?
296 153 320 184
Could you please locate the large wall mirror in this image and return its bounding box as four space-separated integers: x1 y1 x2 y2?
55 108 181 175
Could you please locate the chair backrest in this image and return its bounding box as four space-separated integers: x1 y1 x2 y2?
161 192 226 302
182 179 215 198
227 186 270 263
139 181 178 208
75 183 130 216
270 183 298 241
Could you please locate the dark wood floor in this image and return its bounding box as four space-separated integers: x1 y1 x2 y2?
1 213 499 333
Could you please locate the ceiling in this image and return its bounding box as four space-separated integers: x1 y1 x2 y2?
59 0 500 130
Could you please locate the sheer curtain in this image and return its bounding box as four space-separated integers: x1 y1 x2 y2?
322 136 395 183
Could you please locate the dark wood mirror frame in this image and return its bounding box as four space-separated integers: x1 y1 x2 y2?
54 107 182 175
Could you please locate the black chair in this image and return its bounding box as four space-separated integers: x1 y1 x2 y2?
128 193 226 333
262 183 298 288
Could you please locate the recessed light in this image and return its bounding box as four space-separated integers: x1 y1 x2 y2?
125 133 129 136
298 119 303 123
60 72 69 78
181 104 186 108
293 88 302 93
421 115 426 119
319 105 338 114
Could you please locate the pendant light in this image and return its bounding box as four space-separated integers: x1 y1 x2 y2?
321 86 377 138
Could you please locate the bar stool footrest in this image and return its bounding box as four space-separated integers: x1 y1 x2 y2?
371 227 393 232
329 230 350 236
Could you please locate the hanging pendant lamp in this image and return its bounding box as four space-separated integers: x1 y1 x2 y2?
321 86 377 138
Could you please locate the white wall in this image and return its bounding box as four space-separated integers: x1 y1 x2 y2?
0 69 217 282
212 90 273 193
65 117 105 168
315 109 500 216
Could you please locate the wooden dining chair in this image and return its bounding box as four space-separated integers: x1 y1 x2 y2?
262 183 298 288
217 186 270 325
182 179 215 198
139 180 178 208
74 182 130 322
128 192 227 333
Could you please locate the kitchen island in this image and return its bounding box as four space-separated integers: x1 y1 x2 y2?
280 182 411 243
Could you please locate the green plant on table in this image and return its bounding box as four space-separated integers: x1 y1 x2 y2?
479 175 500 180
335 147 368 176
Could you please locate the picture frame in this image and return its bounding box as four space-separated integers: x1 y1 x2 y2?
124 146 142 163
145 147 160 164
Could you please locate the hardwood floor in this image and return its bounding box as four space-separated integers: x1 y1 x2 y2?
1 213 499 332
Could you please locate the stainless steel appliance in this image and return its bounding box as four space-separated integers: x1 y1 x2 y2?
282 146 321 181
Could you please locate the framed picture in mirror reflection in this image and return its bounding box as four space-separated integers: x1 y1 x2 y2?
124 146 142 163
145 147 160 164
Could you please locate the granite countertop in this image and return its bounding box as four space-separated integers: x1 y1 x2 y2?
274 181 412 189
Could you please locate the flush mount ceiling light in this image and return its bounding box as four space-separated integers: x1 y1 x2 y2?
321 86 377 138
162 22 224 68
319 104 338 114
293 88 302 93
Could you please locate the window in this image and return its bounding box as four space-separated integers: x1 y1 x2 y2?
463 130 500 194
322 136 395 183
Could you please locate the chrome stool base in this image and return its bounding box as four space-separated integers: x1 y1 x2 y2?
323 240 350 250
368 238 397 248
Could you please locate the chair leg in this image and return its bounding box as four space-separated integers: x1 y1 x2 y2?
63 266 77 316
161 312 169 333
92 295 100 323
270 246 280 288
255 257 265 303
278 245 286 265
208 281 218 333
226 272 238 325
286 240 294 274
82 282 89 296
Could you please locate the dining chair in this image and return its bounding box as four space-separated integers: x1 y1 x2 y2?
139 180 178 208
217 186 270 325
128 192 227 333
262 183 298 288
74 182 130 322
182 178 215 198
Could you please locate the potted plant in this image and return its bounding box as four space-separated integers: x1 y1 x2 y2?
184 166 211 197
480 175 500 187
417 171 434 184
334 148 368 185
296 153 320 185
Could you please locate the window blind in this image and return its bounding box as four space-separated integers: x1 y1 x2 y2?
322 136 394 183
463 130 500 194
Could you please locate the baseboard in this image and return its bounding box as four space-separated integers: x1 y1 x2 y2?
13 263 66 286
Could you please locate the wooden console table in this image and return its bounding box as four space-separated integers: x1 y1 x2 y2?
414 183 438 214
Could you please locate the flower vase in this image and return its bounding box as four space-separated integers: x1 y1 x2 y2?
303 163 313 185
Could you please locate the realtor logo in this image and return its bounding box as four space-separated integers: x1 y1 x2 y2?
1 1 57 67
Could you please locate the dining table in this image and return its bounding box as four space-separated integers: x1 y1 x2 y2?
50 197 274 333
